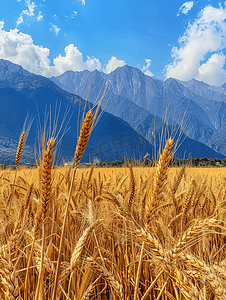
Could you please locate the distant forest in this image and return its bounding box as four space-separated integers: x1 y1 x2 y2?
95 156 226 167
2 156 226 169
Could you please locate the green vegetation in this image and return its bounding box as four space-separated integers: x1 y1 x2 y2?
94 156 226 167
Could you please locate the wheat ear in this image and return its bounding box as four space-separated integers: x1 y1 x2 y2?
171 218 217 257
152 138 173 200
180 252 226 299
87 256 123 299
80 275 102 300
40 137 55 221
74 109 92 166
172 166 185 195
68 221 99 276
52 109 93 300
168 212 182 228
181 178 195 228
173 268 199 300
145 138 173 223
61 220 100 290
0 255 19 299
136 228 165 261
9 131 26 215
128 164 135 211
15 131 25 166
171 166 185 212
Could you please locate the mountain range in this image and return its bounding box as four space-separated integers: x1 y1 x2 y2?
0 58 224 165
50 65 226 157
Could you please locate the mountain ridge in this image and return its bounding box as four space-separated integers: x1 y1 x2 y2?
51 65 226 156
0 59 224 164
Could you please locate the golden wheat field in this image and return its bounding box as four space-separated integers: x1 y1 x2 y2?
1 109 226 300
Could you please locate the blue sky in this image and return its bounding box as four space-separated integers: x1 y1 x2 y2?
1 0 226 86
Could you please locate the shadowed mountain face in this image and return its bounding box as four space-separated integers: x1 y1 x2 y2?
0 59 224 165
51 65 226 156
0 60 156 165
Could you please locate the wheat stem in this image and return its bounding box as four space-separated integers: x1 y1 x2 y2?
134 241 145 300
52 109 92 300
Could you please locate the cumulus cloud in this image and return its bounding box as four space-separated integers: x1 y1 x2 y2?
0 24 103 77
141 59 154 77
50 24 61 36
166 4 226 86
53 44 101 75
104 56 126 74
177 1 194 16
196 53 226 86
17 0 36 25
0 26 51 75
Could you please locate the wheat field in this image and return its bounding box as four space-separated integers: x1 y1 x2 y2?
1 110 226 299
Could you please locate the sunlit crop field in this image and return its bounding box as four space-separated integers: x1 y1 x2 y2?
1 159 226 299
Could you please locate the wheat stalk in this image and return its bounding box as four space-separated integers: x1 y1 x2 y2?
87 256 123 299
52 109 93 300
35 137 55 300
128 164 135 211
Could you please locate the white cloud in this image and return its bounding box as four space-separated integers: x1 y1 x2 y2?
17 0 36 25
50 24 61 36
166 4 226 86
36 11 43 21
0 21 4 30
72 11 78 18
196 53 226 86
78 0 85 5
17 16 24 26
0 24 102 77
144 70 154 77
177 1 194 16
66 11 78 20
86 55 101 71
24 0 36 16
141 58 154 77
104 56 126 74
53 44 101 75
0 27 51 75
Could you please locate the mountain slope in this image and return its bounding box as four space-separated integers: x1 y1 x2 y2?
0 60 156 164
180 78 226 102
50 66 224 157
